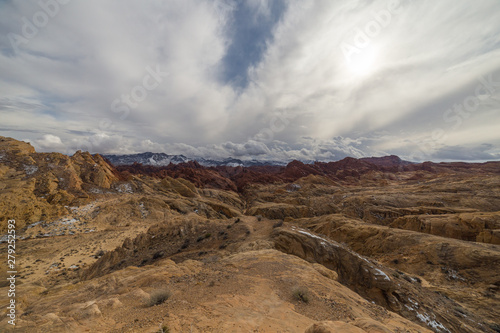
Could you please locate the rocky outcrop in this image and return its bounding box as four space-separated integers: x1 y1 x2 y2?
360 155 413 169
272 226 491 333
272 227 395 305
81 216 249 280
391 212 500 244
160 176 198 198
0 136 121 231
247 203 313 219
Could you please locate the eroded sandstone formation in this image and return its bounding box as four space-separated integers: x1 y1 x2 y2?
1 136 499 332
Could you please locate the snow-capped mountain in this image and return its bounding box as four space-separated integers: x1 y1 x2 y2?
102 152 288 167
102 152 190 166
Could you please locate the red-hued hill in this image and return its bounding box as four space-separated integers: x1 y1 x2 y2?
113 156 500 192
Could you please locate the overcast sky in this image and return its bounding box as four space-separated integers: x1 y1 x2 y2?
1 0 499 162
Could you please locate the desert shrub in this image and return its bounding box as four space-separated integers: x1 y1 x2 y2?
292 287 309 303
272 220 283 228
157 324 170 333
148 288 171 306
181 239 190 249
489 323 500 333
152 251 164 260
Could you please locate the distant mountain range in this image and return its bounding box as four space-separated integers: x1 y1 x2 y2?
102 152 418 168
102 152 289 167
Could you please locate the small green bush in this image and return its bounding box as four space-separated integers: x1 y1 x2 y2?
292 287 309 303
148 288 171 306
159 325 170 333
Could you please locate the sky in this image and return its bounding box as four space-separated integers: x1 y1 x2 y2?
1 0 500 162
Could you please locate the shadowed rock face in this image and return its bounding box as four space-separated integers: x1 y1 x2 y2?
1 136 500 332
272 227 489 333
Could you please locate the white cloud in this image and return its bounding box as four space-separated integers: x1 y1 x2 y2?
1 0 499 161
33 134 64 151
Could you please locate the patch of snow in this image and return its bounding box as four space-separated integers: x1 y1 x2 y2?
139 202 149 218
60 218 78 225
446 269 466 281
24 165 38 175
404 304 414 311
0 234 21 243
72 202 98 214
373 268 391 281
415 312 451 333
89 188 103 194
286 184 302 192
26 221 44 229
297 229 338 247
226 162 243 167
295 228 375 266
409 298 419 307
351 251 372 264
116 183 133 193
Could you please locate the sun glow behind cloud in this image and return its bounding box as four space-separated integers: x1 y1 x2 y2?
345 45 380 77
